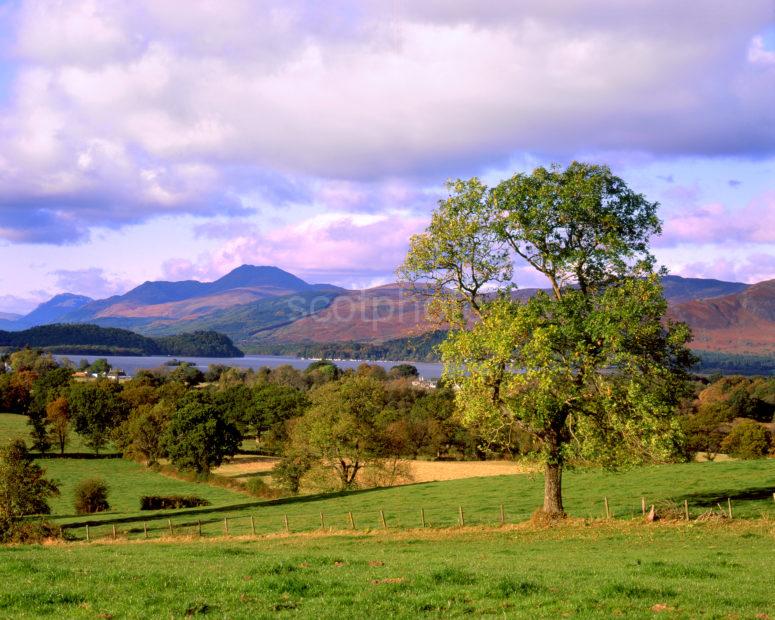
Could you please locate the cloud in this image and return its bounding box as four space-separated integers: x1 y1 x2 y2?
0 0 773 244
0 293 47 315
656 191 775 247
49 267 134 298
163 210 428 287
676 253 775 284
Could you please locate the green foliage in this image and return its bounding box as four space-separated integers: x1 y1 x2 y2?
720 420 771 460
139 495 209 510
0 439 59 526
246 330 448 362
68 380 129 454
388 364 419 379
693 350 775 375
273 449 315 494
163 392 241 474
0 324 243 357
116 401 173 464
155 330 243 357
289 376 389 489
73 477 110 515
399 162 695 514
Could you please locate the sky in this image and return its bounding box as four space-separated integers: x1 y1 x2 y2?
0 0 773 314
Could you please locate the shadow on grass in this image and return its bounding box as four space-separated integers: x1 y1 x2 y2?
34 452 122 460
59 483 411 530
676 485 775 507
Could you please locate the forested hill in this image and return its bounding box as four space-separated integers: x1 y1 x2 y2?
0 324 243 357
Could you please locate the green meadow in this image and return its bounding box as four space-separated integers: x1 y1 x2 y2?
3 410 775 618
1 523 773 618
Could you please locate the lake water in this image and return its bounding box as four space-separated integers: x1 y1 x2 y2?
54 354 444 379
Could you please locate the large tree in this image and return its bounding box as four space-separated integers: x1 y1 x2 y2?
288 376 388 489
399 162 694 515
163 393 240 474
68 380 129 455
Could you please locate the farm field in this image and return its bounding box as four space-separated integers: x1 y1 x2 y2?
50 459 775 540
214 454 540 484
1 522 773 618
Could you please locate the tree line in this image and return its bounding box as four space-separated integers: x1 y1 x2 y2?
0 324 244 357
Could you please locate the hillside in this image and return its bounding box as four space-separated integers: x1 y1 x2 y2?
0 324 243 357
1 268 771 361
668 280 775 354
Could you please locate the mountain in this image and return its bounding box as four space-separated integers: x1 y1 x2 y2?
660 275 749 303
0 268 770 362
0 312 21 321
668 279 775 354
60 265 343 327
5 294 94 330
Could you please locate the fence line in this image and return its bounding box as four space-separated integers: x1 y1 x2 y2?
66 493 753 543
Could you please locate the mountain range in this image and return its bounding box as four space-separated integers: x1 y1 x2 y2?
1 265 773 358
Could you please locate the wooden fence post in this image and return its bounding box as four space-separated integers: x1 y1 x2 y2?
283 514 289 533
379 509 387 529
250 515 256 536
143 522 148 539
112 525 116 540
85 524 90 541
641 497 646 516
684 500 689 521
458 506 465 527
420 508 426 528
727 498 733 519
499 503 505 526
224 518 229 535
604 497 611 519
348 511 355 529
320 512 325 530
168 519 173 535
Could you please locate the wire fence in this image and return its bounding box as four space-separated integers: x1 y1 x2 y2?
64 492 774 543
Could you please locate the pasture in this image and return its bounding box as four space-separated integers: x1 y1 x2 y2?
1 522 773 618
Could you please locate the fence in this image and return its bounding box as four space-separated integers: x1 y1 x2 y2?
68 494 762 543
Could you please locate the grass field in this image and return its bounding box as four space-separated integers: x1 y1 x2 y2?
51 459 775 541
1 522 773 618
41 459 248 521
0 412 113 454
3 411 775 618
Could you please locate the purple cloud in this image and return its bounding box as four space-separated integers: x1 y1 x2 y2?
656 191 775 247
0 0 772 247
50 267 133 299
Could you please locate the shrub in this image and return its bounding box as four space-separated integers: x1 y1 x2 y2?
720 420 771 460
244 477 272 497
73 477 110 515
139 495 210 510
0 519 66 543
273 450 314 494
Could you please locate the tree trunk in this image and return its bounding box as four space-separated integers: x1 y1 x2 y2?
543 461 564 515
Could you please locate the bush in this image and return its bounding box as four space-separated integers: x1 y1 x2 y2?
720 420 772 460
73 477 110 515
139 495 210 510
0 518 66 543
244 477 271 497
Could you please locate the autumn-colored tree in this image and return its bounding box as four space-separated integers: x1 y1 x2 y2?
46 396 71 455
